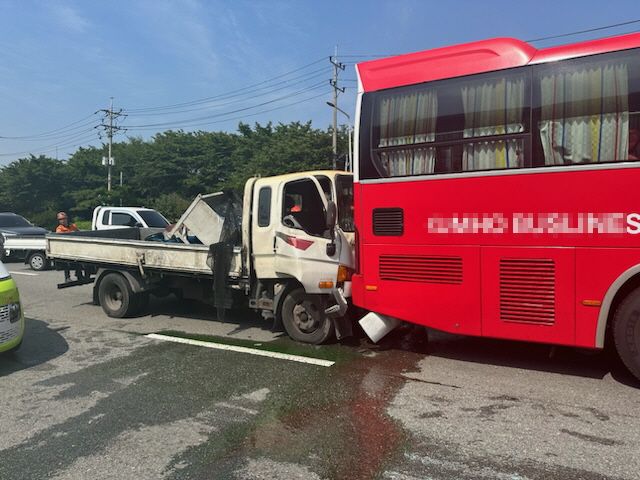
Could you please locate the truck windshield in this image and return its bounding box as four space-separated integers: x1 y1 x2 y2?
138 211 169 228
0 214 32 228
336 175 354 232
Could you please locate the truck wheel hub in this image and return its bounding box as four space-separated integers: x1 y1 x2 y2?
293 303 318 332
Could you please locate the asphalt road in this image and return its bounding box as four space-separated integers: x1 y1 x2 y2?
1 262 640 480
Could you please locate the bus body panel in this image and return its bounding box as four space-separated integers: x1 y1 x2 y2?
354 32 640 351
354 166 640 348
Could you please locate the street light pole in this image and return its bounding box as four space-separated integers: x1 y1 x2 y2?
326 101 351 171
329 46 345 169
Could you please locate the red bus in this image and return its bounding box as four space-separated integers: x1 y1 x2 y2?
352 33 640 380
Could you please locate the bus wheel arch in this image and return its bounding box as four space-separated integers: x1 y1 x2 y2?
598 267 640 349
611 284 640 380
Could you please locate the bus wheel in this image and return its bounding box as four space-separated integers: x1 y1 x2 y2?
28 252 47 271
281 288 334 344
613 287 640 381
98 273 136 318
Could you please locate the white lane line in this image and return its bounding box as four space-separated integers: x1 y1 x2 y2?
9 271 39 276
146 333 335 367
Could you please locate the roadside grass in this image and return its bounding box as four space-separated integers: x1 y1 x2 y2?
74 220 92 230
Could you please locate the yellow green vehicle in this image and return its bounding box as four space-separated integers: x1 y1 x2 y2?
0 261 24 353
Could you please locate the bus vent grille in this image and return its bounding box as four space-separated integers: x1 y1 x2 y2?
379 255 462 284
499 258 556 326
373 208 404 236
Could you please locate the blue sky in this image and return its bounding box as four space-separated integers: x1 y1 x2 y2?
0 0 638 165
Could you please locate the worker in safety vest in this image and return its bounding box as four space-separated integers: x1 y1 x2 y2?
55 211 79 282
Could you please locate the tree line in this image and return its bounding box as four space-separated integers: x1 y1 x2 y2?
0 121 350 229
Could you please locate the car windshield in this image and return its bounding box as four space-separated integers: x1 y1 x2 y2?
0 214 32 228
138 210 169 228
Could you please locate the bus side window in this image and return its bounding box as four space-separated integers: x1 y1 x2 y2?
532 49 640 166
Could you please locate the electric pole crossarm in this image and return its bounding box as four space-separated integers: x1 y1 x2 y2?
97 98 126 192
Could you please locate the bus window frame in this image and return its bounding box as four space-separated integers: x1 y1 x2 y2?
358 46 640 181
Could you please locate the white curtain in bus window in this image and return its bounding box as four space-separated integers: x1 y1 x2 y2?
539 63 629 165
461 77 525 170
377 91 437 175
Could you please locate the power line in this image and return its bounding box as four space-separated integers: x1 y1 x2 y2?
125 82 327 129
0 112 98 140
126 57 326 113
125 68 329 117
126 90 331 132
526 19 640 43
0 131 99 157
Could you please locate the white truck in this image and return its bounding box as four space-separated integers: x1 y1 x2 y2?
46 171 355 344
0 207 169 271
0 235 49 271
91 206 169 230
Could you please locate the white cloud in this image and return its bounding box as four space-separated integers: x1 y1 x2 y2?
50 4 91 33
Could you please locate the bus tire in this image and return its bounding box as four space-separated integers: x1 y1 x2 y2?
28 252 47 271
613 286 640 381
281 288 334 344
98 273 136 318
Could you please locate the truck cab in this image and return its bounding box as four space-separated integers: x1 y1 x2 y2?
244 170 354 343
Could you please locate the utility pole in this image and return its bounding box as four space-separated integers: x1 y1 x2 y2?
98 98 125 192
329 46 345 170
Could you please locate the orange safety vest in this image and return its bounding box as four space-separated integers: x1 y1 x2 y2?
56 224 78 233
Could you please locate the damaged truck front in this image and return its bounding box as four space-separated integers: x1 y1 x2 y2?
46 170 355 344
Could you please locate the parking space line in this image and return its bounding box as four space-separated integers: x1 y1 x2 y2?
146 333 335 367
8 271 39 276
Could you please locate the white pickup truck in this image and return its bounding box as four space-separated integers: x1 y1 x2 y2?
92 206 169 230
46 170 355 344
1 207 169 271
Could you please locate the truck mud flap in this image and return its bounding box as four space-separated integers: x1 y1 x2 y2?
57 278 95 289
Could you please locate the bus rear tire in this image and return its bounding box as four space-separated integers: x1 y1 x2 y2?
612 286 640 381
98 273 136 318
281 288 334 345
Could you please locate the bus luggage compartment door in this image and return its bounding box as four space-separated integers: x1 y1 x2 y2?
480 246 575 345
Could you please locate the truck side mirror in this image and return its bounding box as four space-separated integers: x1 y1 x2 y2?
326 201 337 230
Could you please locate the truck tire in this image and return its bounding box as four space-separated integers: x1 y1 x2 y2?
281 288 334 344
28 252 47 271
98 273 137 318
613 286 640 381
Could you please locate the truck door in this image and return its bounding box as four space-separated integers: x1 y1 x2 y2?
274 176 340 293
251 183 278 278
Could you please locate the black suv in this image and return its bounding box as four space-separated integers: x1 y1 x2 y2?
0 213 48 236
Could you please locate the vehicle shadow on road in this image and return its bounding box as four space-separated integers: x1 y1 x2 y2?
144 296 283 336
0 318 69 377
373 327 640 388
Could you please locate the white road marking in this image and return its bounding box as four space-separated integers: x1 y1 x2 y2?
8 271 39 276
146 333 335 367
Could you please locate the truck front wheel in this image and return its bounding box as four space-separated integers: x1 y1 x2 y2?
281 288 334 344
28 252 47 271
98 273 137 318
613 286 640 381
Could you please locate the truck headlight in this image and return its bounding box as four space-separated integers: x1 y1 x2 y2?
9 302 21 323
